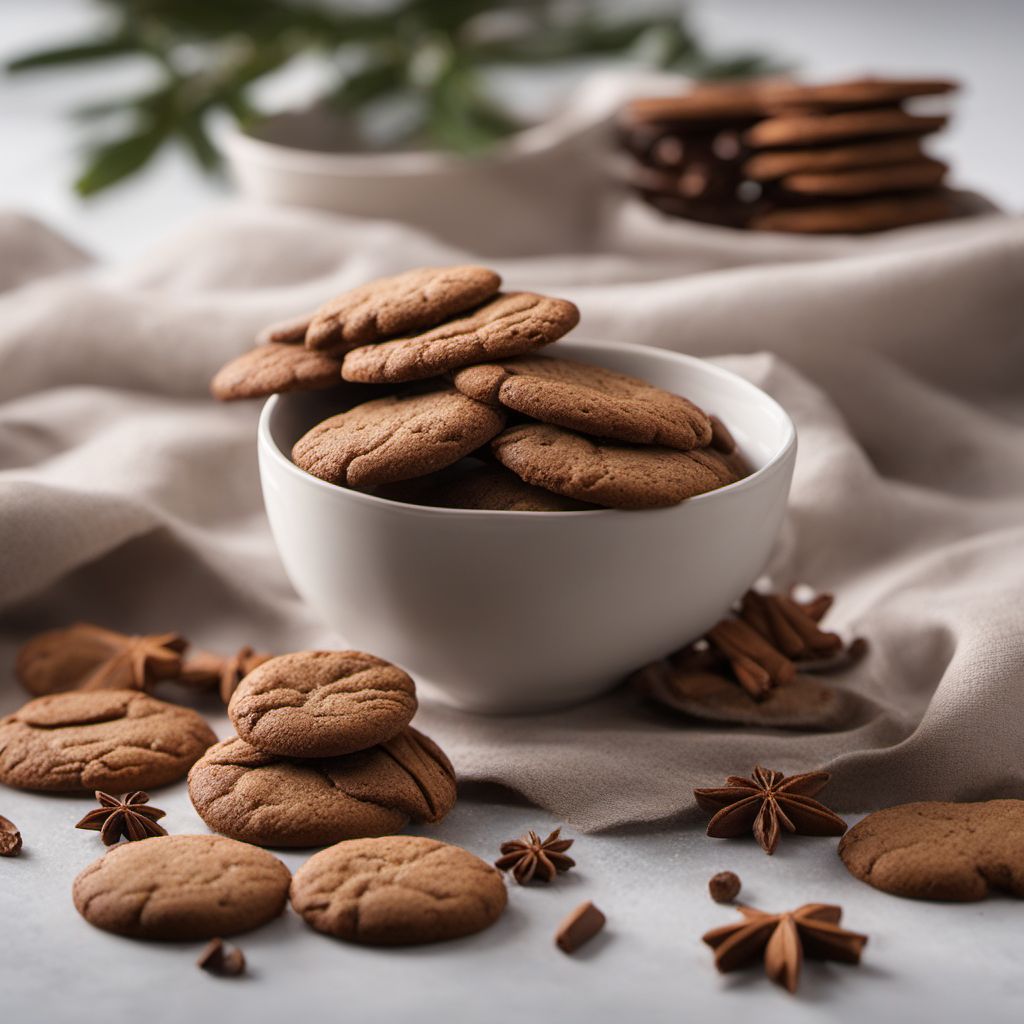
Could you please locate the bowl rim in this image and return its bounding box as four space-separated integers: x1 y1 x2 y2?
258 339 797 519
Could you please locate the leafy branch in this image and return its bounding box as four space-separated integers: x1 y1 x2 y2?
8 0 774 196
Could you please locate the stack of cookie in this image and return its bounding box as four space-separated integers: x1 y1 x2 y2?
615 76 959 233
212 265 747 510
187 650 458 848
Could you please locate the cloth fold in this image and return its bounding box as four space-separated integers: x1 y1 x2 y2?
1 169 1022 832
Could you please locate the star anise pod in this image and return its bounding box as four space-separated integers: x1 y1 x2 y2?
495 827 576 884
703 903 868 994
15 623 187 695
178 645 273 704
75 791 168 845
694 767 848 855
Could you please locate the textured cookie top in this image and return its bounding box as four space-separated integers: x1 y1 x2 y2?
73 834 291 940
291 389 505 488
0 690 216 792
210 342 341 401
305 265 501 351
744 138 926 181
762 76 956 111
745 108 948 148
290 836 507 945
377 462 593 512
492 424 742 509
188 728 456 848
454 354 712 450
838 800 1024 902
341 292 580 384
228 650 417 757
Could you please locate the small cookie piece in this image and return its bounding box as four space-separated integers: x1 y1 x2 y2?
454 355 712 450
838 800 1024 901
290 836 507 945
341 292 580 384
72 834 290 939
745 108 947 149
780 158 947 197
555 901 606 953
708 871 741 903
210 343 342 401
305 265 501 352
377 462 594 512
750 193 954 234
762 76 956 112
291 389 505 488
188 728 456 848
744 137 926 181
492 424 742 510
228 650 417 758
0 691 216 793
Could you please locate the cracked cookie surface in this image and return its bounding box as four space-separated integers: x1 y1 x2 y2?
454 354 712 450
188 728 456 848
0 690 217 792
306 265 501 352
290 835 507 945
73 833 291 939
228 650 417 757
492 423 743 509
210 342 342 400
838 800 1024 901
291 388 505 488
341 292 579 384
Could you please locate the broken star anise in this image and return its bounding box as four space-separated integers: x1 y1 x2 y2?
703 902 868 994
75 791 168 845
495 827 576 884
694 767 848 855
178 645 273 704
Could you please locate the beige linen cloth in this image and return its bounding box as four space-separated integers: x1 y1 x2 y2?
1 95 1023 831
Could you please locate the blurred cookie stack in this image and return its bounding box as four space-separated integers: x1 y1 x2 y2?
615 76 959 233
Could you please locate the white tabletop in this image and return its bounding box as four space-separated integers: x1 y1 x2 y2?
2 3 1022 1021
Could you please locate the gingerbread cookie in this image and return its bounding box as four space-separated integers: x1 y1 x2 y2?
780 158 947 197
340 292 580 384
291 388 505 488
492 424 742 509
73 834 291 939
454 355 712 450
750 193 954 234
188 728 456 848
762 77 956 112
377 462 594 512
255 312 314 346
745 108 947 149
838 800 1024 901
744 138 926 181
0 691 216 793
228 650 417 758
210 342 341 401
305 265 501 352
290 836 507 945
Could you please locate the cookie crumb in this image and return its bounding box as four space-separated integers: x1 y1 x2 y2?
708 870 741 903
197 938 246 976
0 815 22 856
555 900 606 953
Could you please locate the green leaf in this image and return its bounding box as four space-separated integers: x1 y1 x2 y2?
7 37 140 72
178 115 220 172
74 129 166 197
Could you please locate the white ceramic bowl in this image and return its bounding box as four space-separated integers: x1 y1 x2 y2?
258 340 796 713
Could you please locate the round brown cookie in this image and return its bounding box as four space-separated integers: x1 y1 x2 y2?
750 192 955 234
454 354 712 450
744 137 926 181
745 108 948 149
780 158 947 197
341 292 580 384
492 424 742 510
188 727 456 848
761 76 957 112
0 691 216 793
73 834 291 939
291 388 505 488
228 650 417 758
376 462 595 511
838 801 1024 901
708 415 737 455
290 836 507 945
305 265 501 352
210 342 342 401
255 312 314 346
